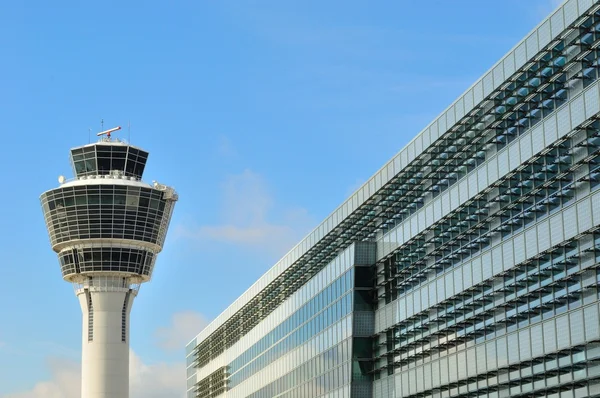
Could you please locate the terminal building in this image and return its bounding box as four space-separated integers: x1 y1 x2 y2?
186 1 600 397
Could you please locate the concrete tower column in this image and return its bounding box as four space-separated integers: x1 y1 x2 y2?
77 277 136 398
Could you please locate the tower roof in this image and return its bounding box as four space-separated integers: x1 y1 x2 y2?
70 140 149 179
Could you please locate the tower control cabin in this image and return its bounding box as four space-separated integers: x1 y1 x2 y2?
40 128 178 398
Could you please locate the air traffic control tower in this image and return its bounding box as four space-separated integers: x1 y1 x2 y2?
40 127 178 398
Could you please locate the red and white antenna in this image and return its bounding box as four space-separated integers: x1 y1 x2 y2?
96 126 122 139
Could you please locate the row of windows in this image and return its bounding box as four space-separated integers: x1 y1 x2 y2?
382 275 600 373
194 365 352 398
189 246 357 370
42 203 169 248
42 191 166 212
48 216 163 229
374 233 600 376
227 269 354 376
374 9 600 250
70 144 148 178
228 293 353 388
378 200 600 333
427 10 600 203
195 367 227 398
71 144 148 160
41 186 170 246
209 315 352 398
376 26 580 238
72 158 147 178
422 37 574 203
377 346 600 397
246 339 351 398
380 122 600 306
47 213 164 225
51 230 162 245
264 363 350 398
388 324 600 398
377 92 600 273
46 196 165 210
42 185 161 201
393 233 594 336
46 218 165 246
58 247 155 277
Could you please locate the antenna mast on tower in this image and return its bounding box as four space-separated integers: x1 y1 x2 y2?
97 126 122 140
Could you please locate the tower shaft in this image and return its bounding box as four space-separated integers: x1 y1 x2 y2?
77 277 136 398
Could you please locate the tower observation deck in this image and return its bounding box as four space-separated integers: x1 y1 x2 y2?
40 128 178 398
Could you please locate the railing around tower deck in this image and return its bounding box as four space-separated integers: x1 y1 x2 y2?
58 172 143 185
72 276 142 293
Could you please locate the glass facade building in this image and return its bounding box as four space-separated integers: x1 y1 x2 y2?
186 1 600 397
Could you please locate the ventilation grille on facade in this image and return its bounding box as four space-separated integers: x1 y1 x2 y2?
121 291 131 343
86 289 93 342
195 367 229 398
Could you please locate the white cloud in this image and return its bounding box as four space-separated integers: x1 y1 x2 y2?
129 351 186 398
176 169 316 258
1 350 185 398
155 311 210 351
218 169 272 224
2 311 210 398
1 357 80 398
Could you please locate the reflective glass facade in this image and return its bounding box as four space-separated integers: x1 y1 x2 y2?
187 1 600 397
40 182 175 281
41 184 172 248
70 143 148 178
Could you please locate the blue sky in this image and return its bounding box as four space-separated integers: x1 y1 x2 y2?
0 1 561 396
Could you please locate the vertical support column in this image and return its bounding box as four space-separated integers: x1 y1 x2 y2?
77 285 136 398
351 242 377 398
